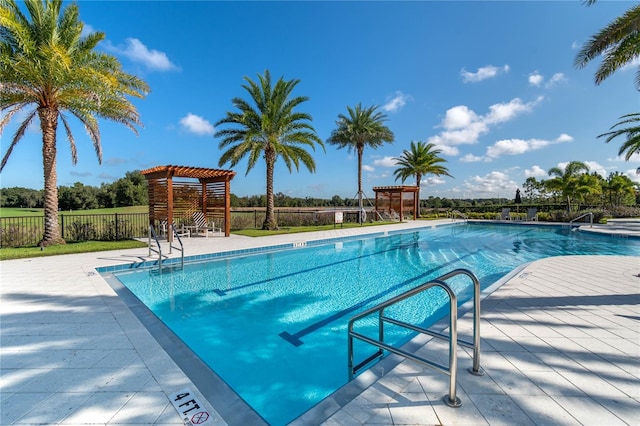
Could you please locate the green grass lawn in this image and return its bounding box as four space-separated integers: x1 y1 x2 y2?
0 239 148 261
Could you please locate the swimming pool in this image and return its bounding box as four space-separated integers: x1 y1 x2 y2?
111 223 640 425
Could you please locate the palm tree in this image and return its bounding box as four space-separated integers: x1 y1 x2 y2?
327 104 394 222
0 0 149 246
574 2 640 88
545 161 590 212
598 113 640 161
392 141 452 218
215 70 323 230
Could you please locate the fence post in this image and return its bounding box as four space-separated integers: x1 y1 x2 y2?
254 210 257 229
61 213 65 240
115 213 119 240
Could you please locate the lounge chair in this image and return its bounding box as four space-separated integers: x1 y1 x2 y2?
497 208 511 220
526 208 538 221
192 211 220 237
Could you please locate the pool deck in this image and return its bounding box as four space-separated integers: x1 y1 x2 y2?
1 219 639 425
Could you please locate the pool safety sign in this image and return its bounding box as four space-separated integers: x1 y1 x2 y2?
170 388 214 426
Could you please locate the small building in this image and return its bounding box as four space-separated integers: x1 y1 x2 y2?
141 165 236 239
373 185 419 221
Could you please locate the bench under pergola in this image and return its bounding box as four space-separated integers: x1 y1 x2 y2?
141 165 236 240
373 185 419 221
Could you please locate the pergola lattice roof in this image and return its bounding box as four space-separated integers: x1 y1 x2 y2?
141 165 236 180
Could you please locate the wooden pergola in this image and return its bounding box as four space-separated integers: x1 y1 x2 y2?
373 185 419 221
141 165 236 239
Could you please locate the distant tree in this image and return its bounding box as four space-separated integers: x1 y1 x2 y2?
0 187 43 208
605 172 636 206
545 161 590 212
522 177 546 203
0 0 149 245
327 104 394 222
575 173 602 208
393 141 451 217
215 70 324 230
58 182 98 210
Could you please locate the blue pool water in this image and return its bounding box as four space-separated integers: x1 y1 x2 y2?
112 223 639 425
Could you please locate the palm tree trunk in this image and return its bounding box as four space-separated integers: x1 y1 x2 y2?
263 150 277 230
357 146 363 224
39 107 64 246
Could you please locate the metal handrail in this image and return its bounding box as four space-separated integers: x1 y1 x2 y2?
148 225 162 271
347 268 484 408
451 210 468 221
569 212 593 228
169 223 185 269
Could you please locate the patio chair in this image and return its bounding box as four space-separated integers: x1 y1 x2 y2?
526 208 538 221
497 208 511 220
192 211 221 237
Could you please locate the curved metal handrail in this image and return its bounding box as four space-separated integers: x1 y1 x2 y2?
347 268 484 408
569 212 593 228
169 223 185 269
148 225 162 271
451 210 468 221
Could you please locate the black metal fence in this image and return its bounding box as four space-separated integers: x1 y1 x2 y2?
0 213 149 248
0 209 371 248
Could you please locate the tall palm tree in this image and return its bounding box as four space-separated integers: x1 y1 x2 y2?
574 2 640 88
598 112 640 161
545 161 590 212
215 70 323 230
327 104 394 222
393 141 452 218
0 0 149 246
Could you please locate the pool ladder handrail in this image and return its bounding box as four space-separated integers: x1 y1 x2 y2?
169 223 185 269
148 224 163 270
450 210 468 221
568 212 593 228
347 268 484 408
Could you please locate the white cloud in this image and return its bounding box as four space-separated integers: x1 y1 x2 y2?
571 41 581 50
460 153 487 163
485 97 542 125
373 156 397 168
462 171 519 196
624 168 640 183
180 113 215 135
421 176 446 186
460 65 510 83
545 73 567 88
442 105 480 130
529 72 543 86
362 164 375 172
556 133 573 143
433 144 460 156
524 165 548 178
583 161 607 177
484 133 572 159
105 38 178 71
382 91 410 112
428 97 543 150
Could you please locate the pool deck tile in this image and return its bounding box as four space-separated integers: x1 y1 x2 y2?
1 219 639 425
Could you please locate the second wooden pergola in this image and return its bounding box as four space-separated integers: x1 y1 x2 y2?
373 185 419 221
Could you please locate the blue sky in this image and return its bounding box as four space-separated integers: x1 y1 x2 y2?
2 1 639 199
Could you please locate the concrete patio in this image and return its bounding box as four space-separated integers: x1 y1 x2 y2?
1 220 638 425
